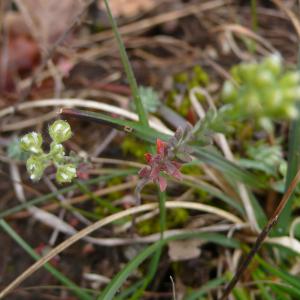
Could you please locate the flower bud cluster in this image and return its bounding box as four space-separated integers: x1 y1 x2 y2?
221 54 300 126
20 120 76 183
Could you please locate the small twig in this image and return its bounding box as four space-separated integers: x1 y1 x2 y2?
219 168 300 300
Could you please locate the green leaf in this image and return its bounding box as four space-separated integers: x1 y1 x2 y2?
103 0 148 127
193 147 265 189
98 233 238 300
184 276 226 300
0 170 136 219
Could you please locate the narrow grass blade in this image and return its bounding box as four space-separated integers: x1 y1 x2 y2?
252 269 274 300
193 147 265 189
129 191 166 300
0 170 135 219
98 232 238 300
182 176 244 213
184 276 225 300
269 283 300 299
103 0 148 127
248 191 267 228
75 180 119 213
256 255 300 291
61 108 166 143
0 219 92 300
276 47 300 234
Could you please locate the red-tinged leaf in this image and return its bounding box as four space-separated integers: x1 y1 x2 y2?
144 153 152 163
157 176 167 192
139 166 151 178
164 161 182 180
149 164 161 180
156 139 166 156
171 168 182 181
171 161 182 169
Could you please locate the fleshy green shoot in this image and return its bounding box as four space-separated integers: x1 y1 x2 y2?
222 54 300 131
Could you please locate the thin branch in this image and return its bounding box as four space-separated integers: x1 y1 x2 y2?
219 168 300 300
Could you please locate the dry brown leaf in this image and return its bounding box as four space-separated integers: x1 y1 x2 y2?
99 0 157 18
15 0 85 48
168 240 203 262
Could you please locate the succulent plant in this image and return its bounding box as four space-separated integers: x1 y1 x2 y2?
221 54 300 131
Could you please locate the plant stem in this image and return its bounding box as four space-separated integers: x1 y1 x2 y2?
275 44 300 234
103 0 149 127
219 168 300 300
128 191 166 300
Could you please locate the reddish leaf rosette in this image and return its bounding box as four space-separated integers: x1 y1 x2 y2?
138 139 183 192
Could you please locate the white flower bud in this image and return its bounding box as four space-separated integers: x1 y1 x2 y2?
56 164 77 183
20 132 43 154
26 156 45 181
49 120 72 143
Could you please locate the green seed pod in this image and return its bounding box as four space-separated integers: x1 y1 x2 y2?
20 132 43 154
26 155 46 181
49 120 72 143
50 142 65 161
56 164 77 183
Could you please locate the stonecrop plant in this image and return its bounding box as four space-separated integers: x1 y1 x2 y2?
221 54 300 131
20 120 77 183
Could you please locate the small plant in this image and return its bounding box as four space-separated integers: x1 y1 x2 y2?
138 126 193 193
222 54 300 131
20 120 77 183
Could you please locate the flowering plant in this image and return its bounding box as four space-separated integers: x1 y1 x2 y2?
20 120 77 183
137 126 193 195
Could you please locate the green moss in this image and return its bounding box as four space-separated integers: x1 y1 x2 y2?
137 208 189 235
106 177 124 200
121 136 148 160
181 164 202 176
166 66 210 117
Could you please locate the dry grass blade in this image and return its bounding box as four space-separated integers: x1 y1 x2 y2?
77 0 232 45
219 168 300 300
0 201 243 298
0 98 172 134
272 0 300 38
